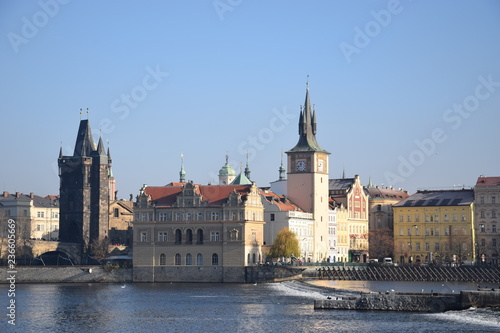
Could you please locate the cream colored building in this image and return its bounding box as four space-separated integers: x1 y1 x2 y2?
133 181 265 282
260 189 313 262
329 175 369 262
0 192 59 241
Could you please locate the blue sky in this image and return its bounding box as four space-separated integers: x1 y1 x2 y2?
1 0 500 199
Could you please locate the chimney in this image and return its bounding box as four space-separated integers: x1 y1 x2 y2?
15 192 20 198
30 192 34 199
3 191 8 198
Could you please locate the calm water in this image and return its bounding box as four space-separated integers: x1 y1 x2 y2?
1 280 499 333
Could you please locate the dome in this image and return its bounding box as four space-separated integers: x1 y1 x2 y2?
219 162 236 176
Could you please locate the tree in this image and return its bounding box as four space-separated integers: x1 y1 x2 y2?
368 228 393 260
267 228 300 259
90 237 110 263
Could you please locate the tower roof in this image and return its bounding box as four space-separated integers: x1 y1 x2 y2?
230 172 252 185
219 155 236 176
73 119 96 157
288 86 329 153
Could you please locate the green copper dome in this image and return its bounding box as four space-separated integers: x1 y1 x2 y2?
219 155 236 176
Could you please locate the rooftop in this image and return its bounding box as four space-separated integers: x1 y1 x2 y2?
393 189 474 207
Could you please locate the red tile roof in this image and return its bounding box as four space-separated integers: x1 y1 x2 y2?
476 176 500 186
259 190 303 211
145 184 252 207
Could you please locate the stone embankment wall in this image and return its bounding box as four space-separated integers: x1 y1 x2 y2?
314 290 500 313
0 266 132 284
245 266 304 283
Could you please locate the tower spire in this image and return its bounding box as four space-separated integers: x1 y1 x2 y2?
244 151 251 181
179 153 186 183
278 151 286 181
288 77 328 153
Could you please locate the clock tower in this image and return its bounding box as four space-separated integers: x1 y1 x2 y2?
286 84 330 262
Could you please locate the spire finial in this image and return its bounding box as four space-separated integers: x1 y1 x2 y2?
80 108 82 120
306 74 309 90
225 154 229 164
279 150 286 181
179 153 186 183
86 108 89 119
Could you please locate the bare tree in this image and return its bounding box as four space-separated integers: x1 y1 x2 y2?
368 228 393 260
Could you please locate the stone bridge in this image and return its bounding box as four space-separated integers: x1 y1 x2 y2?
24 240 82 265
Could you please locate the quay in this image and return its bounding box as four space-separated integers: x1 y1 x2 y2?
314 289 500 313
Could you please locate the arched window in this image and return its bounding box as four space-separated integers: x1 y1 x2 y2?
175 253 181 265
247 253 250 265
175 229 182 244
186 253 192 265
159 253 166 266
197 229 204 244
252 253 256 264
197 253 203 265
211 253 218 266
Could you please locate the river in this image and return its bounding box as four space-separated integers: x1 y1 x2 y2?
1 280 499 332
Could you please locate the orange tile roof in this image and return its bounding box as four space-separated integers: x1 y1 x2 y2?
259 189 303 212
145 184 252 207
476 176 500 186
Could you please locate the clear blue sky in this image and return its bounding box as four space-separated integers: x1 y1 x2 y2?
1 0 499 199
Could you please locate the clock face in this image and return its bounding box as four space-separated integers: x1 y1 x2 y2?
296 160 306 172
318 159 324 172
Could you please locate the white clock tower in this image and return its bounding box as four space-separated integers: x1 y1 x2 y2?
286 83 330 262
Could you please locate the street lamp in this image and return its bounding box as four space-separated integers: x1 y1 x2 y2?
409 225 418 265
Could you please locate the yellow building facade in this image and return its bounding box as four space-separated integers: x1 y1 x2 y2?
393 190 475 265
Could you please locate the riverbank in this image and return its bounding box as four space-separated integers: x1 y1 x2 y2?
0 266 132 283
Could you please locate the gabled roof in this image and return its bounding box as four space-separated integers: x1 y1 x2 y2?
73 119 96 157
329 178 355 191
475 176 500 187
393 190 473 207
364 187 409 200
259 189 303 212
144 184 253 207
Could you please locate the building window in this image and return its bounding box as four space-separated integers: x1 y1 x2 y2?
210 232 220 242
407 215 411 222
159 213 167 221
433 215 439 222
407 228 411 236
140 231 147 242
425 242 430 251
425 215 430 222
174 229 182 244
416 242 420 251
376 205 382 212
270 213 275 221
492 211 497 218
158 232 167 242
252 232 257 242
481 211 486 218
481 239 485 247
175 253 181 265
114 208 119 218
434 243 439 252
141 213 147 221
452 214 457 221
197 229 204 244
492 196 496 204
212 253 219 266
425 228 430 236
252 253 256 264
37 211 45 218
493 239 497 247
399 215 403 222
211 212 218 220
186 253 192 265
444 226 449 236
36 225 44 231
435 228 440 236
461 214 466 221
415 215 420 222
186 229 193 244
480 196 485 204
443 214 449 222
493 225 497 233
159 253 166 266
399 228 404 236
377 218 382 228
197 253 203 265
480 224 485 233
197 212 203 221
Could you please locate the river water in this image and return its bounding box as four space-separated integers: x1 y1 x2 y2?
1 280 499 332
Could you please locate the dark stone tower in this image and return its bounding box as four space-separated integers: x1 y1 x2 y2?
58 119 110 261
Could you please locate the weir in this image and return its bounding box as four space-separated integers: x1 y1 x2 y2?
312 265 500 283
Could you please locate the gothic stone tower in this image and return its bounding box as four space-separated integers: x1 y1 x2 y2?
286 85 330 262
58 119 110 260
